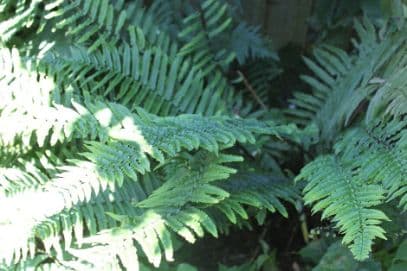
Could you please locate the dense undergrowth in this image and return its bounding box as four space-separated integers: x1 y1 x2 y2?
0 0 406 270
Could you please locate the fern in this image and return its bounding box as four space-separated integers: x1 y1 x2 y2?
287 19 406 142
1 1 405 269
0 89 290 268
296 155 389 260
295 18 407 261
335 117 407 210
367 54 407 119
230 22 275 64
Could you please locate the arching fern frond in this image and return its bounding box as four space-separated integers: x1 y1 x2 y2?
335 117 407 210
137 152 240 209
45 151 237 270
45 0 175 54
0 0 42 43
286 19 406 142
41 44 228 116
61 151 298 270
217 173 299 222
0 96 284 267
230 22 276 64
296 155 389 260
0 163 47 197
367 53 407 120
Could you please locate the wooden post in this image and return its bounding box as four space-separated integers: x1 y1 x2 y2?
242 0 313 49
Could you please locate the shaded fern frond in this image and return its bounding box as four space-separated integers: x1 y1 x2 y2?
230 22 275 64
217 173 298 222
286 19 406 142
335 117 407 210
367 54 407 120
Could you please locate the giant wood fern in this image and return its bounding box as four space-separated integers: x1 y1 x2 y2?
0 0 406 269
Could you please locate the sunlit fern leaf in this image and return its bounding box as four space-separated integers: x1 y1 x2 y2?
0 49 108 153
0 161 105 265
296 155 389 260
33 175 156 252
0 101 109 150
0 0 42 43
0 48 54 111
45 0 174 54
67 206 216 270
0 167 158 266
40 45 228 116
0 163 47 197
0 99 283 266
4 94 280 186
0 254 57 271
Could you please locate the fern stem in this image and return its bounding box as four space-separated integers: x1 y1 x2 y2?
237 70 267 109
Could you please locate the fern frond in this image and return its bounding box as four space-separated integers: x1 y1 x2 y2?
217 173 298 221
0 160 158 265
0 97 282 266
0 163 47 197
231 22 275 64
83 104 277 186
41 44 229 115
177 0 239 114
138 152 239 209
367 56 407 119
335 117 407 210
45 0 175 54
296 155 389 260
0 101 108 150
65 206 216 270
286 19 406 142
178 0 234 62
0 0 41 43
54 151 237 269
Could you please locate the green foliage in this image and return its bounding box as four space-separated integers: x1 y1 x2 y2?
287 19 406 142
312 241 381 271
0 0 406 270
0 0 296 269
297 155 389 260
389 239 407 271
294 16 407 261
